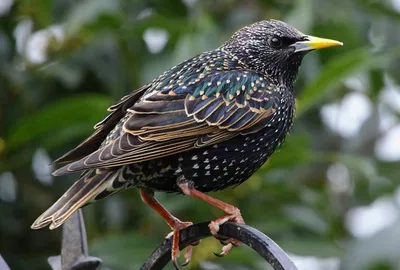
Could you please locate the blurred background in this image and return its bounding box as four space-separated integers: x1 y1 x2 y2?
1 0 400 269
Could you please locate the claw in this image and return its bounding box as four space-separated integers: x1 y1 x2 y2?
169 221 195 268
181 245 192 267
139 189 195 268
214 243 234 257
190 240 201 246
181 259 190 267
166 230 174 239
214 234 229 242
172 258 182 270
208 211 244 259
213 251 224 257
171 240 194 268
177 183 246 261
181 258 190 267
219 238 231 246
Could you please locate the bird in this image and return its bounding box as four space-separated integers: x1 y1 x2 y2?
31 19 342 268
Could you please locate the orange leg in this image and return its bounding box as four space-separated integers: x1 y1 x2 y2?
178 182 245 256
140 189 194 268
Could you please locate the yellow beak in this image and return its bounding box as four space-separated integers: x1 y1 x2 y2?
292 35 343 53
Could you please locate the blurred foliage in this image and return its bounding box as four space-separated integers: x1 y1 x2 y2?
1 0 400 269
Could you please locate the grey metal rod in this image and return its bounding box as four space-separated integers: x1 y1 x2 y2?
140 221 298 270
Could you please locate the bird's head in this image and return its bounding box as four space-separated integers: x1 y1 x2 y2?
223 20 343 87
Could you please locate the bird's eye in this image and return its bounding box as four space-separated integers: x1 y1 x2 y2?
269 36 283 49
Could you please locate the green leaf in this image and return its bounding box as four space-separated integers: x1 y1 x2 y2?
279 238 342 257
18 0 52 27
283 205 329 234
370 69 385 100
297 46 400 116
266 134 313 169
6 94 112 151
91 232 159 270
148 0 188 18
64 0 120 36
356 0 400 21
337 154 379 182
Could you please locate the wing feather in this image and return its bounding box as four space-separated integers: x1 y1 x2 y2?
52 85 150 164
53 70 280 175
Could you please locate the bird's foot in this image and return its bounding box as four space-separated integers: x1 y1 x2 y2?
177 182 245 258
139 189 198 269
166 220 196 269
209 208 245 257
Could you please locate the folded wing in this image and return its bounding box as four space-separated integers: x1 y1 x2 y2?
53 70 278 175
53 85 150 164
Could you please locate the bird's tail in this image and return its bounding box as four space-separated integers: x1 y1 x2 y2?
31 169 122 230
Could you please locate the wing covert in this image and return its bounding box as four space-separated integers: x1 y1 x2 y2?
54 70 279 175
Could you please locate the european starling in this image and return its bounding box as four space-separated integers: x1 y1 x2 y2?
31 20 342 267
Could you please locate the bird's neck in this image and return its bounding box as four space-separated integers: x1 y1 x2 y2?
220 47 300 91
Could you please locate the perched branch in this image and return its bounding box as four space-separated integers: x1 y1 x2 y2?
141 222 298 270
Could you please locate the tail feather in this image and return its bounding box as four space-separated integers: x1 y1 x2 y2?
31 170 120 230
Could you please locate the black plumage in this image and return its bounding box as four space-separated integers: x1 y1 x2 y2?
31 19 342 267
